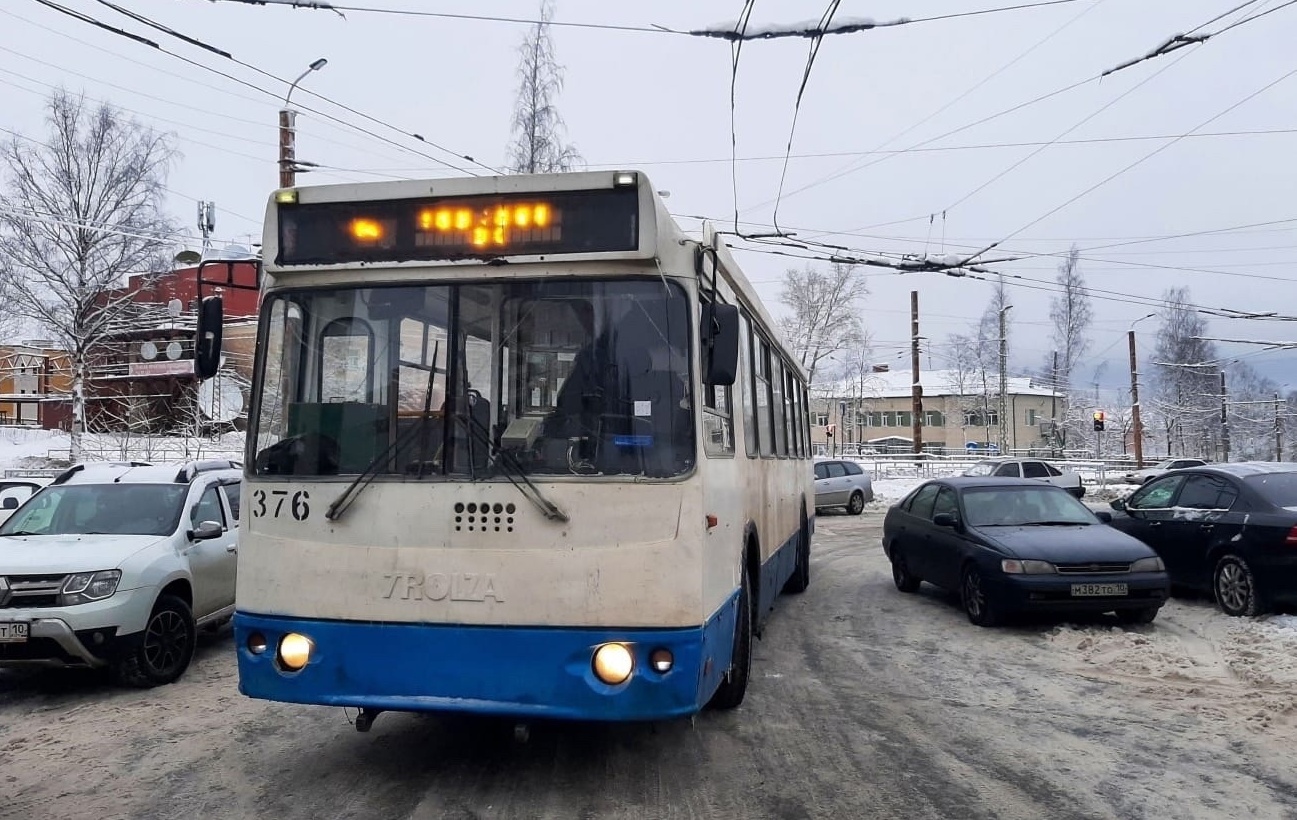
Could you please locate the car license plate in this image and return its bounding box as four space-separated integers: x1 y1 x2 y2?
1070 583 1128 597
0 622 29 643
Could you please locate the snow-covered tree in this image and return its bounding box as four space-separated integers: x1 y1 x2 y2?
778 261 866 385
0 91 177 461
505 0 582 174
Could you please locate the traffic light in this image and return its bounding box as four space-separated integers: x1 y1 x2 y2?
1093 410 1106 432
826 423 836 438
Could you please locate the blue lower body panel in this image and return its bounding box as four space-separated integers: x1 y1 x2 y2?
234 595 739 721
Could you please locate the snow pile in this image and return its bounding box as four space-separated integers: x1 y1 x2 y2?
872 478 924 503
0 429 245 470
1042 609 1297 731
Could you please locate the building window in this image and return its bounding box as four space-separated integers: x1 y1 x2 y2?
1025 408 1039 426
924 410 945 427
815 412 828 426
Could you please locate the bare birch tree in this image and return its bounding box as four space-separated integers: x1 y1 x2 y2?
1150 287 1217 458
0 91 177 461
505 0 582 174
777 261 866 385
1038 246 1092 448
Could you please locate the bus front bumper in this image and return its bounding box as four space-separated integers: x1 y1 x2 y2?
233 606 737 722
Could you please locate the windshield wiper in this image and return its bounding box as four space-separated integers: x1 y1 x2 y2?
2 530 39 536
327 348 442 521
1023 521 1088 526
453 407 569 523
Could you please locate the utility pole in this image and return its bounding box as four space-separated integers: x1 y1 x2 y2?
280 58 327 188
1220 370 1229 463
1276 393 1283 461
998 306 1011 454
1128 330 1145 468
1050 350 1059 457
911 290 924 456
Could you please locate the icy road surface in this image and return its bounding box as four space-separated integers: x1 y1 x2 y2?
2 507 1295 819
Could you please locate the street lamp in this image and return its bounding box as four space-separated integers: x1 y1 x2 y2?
279 58 328 188
1128 312 1156 468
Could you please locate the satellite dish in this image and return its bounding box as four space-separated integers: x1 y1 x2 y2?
167 298 183 318
165 341 183 361
173 250 201 265
140 341 158 361
197 375 245 423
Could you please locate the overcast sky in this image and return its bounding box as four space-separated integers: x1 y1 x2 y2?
3 0 1295 395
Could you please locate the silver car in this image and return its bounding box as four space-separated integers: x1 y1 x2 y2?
1122 457 1208 485
813 458 874 515
963 457 1085 498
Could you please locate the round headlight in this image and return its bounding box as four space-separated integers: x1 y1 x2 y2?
277 633 313 671
592 643 634 685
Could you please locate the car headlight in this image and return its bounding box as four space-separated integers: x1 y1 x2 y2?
1130 556 1165 572
58 570 121 605
1001 559 1055 575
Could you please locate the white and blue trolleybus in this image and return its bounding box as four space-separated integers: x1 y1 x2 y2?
205 170 815 730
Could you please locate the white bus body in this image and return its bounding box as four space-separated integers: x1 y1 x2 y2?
229 170 814 726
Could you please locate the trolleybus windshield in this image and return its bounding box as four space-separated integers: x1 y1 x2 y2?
250 278 695 480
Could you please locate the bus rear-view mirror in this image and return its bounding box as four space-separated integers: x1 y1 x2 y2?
195 295 224 380
702 303 738 386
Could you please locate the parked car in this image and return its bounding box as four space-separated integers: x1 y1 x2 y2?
1106 462 1297 616
882 477 1169 626
0 478 53 526
813 458 874 515
0 459 242 686
963 457 1085 498
1122 457 1208 485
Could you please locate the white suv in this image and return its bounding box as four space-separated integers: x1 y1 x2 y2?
0 460 242 687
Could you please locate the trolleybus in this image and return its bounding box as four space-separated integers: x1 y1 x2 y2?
204 170 814 730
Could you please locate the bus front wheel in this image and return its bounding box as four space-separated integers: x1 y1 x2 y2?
707 560 753 710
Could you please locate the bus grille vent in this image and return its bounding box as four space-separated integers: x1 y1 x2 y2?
453 500 518 533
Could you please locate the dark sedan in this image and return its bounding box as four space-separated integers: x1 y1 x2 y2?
883 477 1170 627
1106 462 1297 617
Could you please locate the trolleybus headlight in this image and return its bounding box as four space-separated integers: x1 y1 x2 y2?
592 643 634 685
247 632 268 655
277 633 314 671
649 648 674 674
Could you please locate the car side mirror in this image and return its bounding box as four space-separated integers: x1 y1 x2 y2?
1094 511 1113 523
1109 498 1127 512
190 520 224 540
1 497 17 510
933 512 959 528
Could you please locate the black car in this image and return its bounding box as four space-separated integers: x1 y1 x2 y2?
1106 462 1297 617
883 477 1170 627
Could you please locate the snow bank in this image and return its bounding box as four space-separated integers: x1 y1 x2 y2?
0 429 245 471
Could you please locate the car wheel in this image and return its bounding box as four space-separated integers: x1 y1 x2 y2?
783 513 811 594
115 594 197 688
961 565 1001 627
1115 606 1159 625
891 549 921 593
707 559 753 710
1213 554 1267 617
846 491 865 516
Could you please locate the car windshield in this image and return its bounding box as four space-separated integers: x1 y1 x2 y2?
1244 473 1297 507
961 486 1098 527
964 461 997 476
0 484 188 537
251 278 695 481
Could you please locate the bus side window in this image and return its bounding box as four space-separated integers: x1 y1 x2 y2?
702 298 735 456
739 310 758 458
